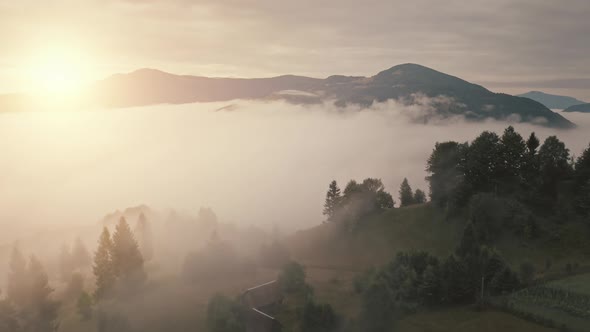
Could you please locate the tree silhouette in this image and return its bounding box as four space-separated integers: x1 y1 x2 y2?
93 227 115 300
499 126 526 182
413 189 427 204
399 178 415 207
23 255 59 332
426 141 464 208
112 217 146 285
7 245 28 307
538 136 571 199
575 143 590 187
526 132 540 155
323 180 342 221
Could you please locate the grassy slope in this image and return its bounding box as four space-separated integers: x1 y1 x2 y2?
286 203 590 332
278 266 557 332
548 272 590 294
288 204 467 269
57 268 280 332
499 273 590 332
289 203 590 274
396 307 557 332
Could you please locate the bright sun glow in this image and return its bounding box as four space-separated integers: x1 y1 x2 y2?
25 46 90 95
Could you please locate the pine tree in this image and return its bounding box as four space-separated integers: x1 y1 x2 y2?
323 180 342 221
463 131 502 193
538 136 571 198
499 126 526 181
413 189 427 204
134 213 154 262
7 245 28 307
93 227 115 300
523 132 541 190
399 178 415 207
24 255 59 332
426 141 464 208
526 132 540 155
112 217 146 284
575 143 590 193
71 237 91 270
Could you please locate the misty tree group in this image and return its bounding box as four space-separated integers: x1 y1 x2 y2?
322 178 394 224
399 178 427 207
59 237 91 281
323 177 427 225
94 214 152 300
0 212 154 331
1 246 60 332
357 244 521 332
427 126 590 214
426 126 590 244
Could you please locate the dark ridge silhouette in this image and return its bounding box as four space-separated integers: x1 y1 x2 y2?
90 63 575 128
563 103 590 113
517 91 586 109
0 64 575 128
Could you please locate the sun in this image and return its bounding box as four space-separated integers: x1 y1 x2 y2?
25 46 90 95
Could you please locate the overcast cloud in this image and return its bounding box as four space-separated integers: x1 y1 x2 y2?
1 0 589 99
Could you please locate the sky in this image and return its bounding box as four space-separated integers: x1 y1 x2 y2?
1 0 590 99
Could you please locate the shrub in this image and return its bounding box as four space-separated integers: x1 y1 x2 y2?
77 292 93 321
301 300 339 332
519 262 535 285
206 294 246 332
278 261 312 295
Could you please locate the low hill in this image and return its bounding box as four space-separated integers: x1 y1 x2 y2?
287 203 590 271
517 91 586 109
287 204 467 269
564 103 590 113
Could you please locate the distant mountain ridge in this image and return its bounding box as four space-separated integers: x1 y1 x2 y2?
91 64 574 128
517 91 586 109
0 64 575 128
563 103 590 113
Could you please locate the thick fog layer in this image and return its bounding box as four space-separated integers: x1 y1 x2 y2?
0 100 589 242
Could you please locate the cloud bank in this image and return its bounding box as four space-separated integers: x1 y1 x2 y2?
0 101 588 242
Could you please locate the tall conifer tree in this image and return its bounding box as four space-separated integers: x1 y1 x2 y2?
399 178 415 207
112 217 145 284
323 180 342 221
93 227 115 300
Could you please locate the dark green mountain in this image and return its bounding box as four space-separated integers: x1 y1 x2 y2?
563 103 590 113
517 91 586 109
91 64 574 128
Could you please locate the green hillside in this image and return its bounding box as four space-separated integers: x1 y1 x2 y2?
288 204 467 269
288 203 590 272
284 203 590 332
